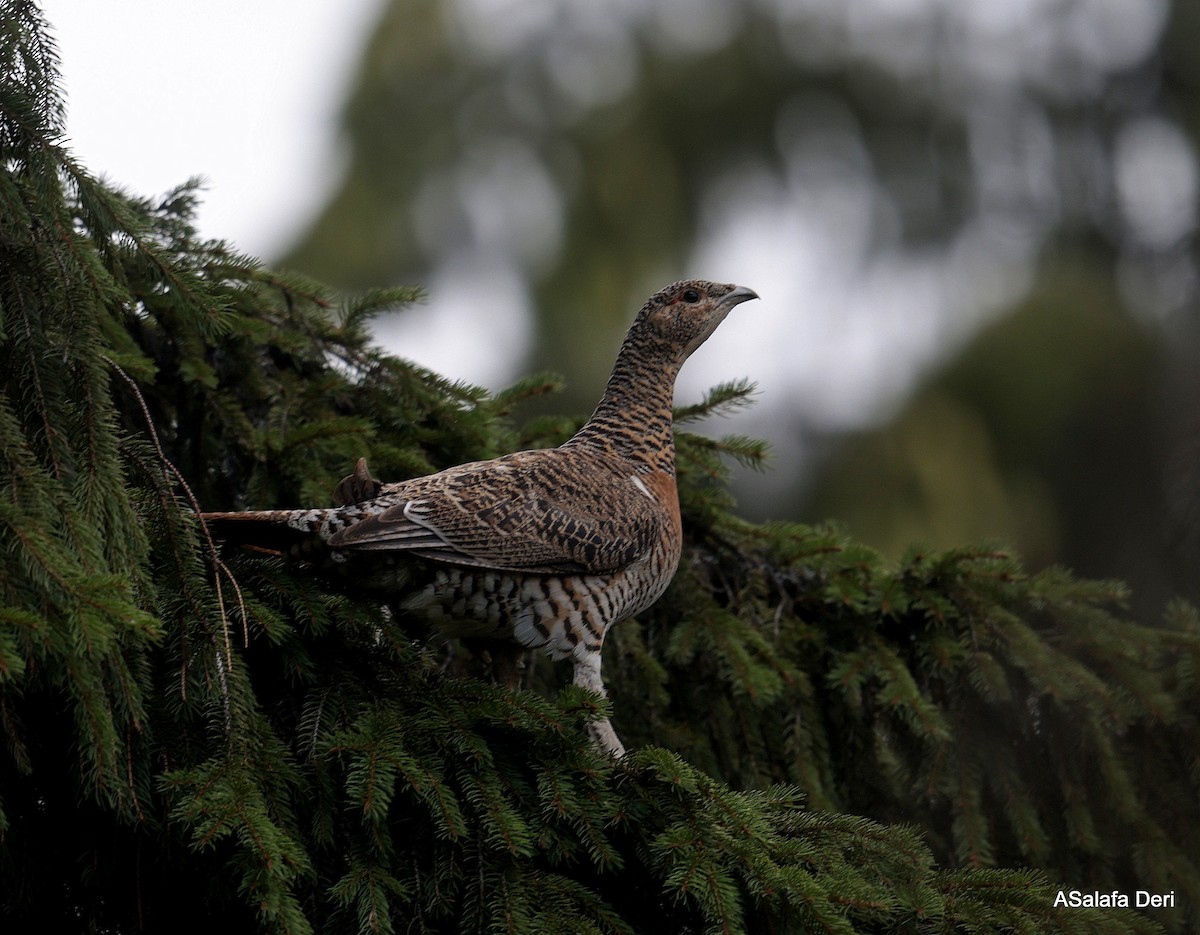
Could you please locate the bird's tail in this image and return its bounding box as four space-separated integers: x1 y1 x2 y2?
198 508 337 557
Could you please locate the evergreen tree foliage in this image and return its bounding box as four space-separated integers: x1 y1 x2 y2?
1 5 1195 933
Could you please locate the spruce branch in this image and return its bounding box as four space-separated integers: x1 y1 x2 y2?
104 353 246 664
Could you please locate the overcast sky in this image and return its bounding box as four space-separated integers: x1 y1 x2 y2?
42 0 383 259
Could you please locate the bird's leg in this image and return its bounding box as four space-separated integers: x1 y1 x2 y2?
572 653 626 759
461 638 527 689
490 643 528 690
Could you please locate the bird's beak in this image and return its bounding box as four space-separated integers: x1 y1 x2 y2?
719 285 759 310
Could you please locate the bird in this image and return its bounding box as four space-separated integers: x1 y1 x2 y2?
200 279 759 757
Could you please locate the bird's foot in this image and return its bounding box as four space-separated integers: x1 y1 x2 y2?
332 457 383 505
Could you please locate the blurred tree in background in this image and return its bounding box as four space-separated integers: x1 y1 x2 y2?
283 0 1199 620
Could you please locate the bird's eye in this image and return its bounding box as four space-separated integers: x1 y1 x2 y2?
681 289 701 303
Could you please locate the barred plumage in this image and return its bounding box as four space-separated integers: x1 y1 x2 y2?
201 279 758 756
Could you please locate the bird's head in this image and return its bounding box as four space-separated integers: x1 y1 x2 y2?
636 279 759 361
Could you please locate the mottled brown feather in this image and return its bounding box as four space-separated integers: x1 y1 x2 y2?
328 450 666 574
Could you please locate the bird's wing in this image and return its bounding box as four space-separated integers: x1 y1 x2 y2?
327 451 669 575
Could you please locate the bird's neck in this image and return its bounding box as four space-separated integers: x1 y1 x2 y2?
564 330 681 474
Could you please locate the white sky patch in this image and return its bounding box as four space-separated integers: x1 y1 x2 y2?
42 0 384 259
1115 117 1199 249
371 254 533 389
